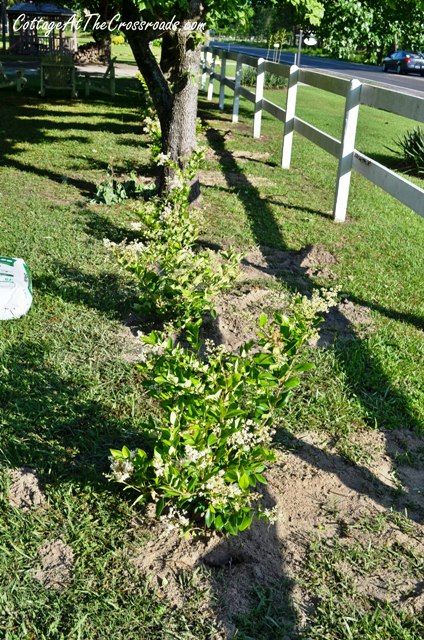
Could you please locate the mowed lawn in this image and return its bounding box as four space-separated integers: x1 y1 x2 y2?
0 69 423 640
202 72 424 439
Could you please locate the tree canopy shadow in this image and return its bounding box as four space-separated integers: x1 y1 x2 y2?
200 106 423 524
0 339 149 490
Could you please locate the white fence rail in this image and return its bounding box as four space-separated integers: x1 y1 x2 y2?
201 45 424 222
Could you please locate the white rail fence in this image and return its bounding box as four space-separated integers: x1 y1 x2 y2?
201 46 424 222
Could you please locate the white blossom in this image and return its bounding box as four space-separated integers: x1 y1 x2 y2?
109 457 134 483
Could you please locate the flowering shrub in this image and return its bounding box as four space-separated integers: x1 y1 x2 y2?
110 290 337 535
107 148 240 329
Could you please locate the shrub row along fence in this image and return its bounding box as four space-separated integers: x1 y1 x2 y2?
200 46 424 222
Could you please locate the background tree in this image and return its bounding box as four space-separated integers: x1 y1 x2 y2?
316 0 424 64
249 0 324 43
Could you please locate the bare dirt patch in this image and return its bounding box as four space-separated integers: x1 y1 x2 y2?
130 430 423 636
203 285 287 351
314 299 374 347
34 539 74 590
240 244 338 284
8 467 47 512
119 325 145 364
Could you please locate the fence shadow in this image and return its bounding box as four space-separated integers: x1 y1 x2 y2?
199 105 423 522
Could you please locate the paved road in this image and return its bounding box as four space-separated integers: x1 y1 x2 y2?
212 43 424 97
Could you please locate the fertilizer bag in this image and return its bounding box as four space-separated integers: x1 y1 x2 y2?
0 257 33 320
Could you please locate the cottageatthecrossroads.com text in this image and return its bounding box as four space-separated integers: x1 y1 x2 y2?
12 13 207 36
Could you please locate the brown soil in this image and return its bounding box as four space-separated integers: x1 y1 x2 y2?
130 432 424 636
203 285 286 351
33 539 74 590
8 467 47 512
240 244 338 284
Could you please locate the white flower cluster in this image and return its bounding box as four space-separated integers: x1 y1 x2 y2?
109 457 134 483
130 221 143 231
158 203 174 223
227 419 275 451
165 173 184 191
297 287 339 321
183 445 212 471
262 506 278 524
159 505 190 530
103 237 146 261
143 115 160 137
152 452 166 477
155 152 171 166
200 472 243 507
138 340 166 364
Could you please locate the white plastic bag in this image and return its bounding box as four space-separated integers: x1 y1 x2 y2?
0 257 33 320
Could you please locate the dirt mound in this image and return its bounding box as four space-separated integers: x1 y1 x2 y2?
34 539 74 590
240 244 338 284
203 285 286 351
130 431 423 635
8 467 47 512
314 299 374 347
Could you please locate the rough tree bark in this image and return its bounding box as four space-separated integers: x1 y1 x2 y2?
122 0 203 193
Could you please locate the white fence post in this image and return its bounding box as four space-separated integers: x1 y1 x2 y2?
207 50 216 101
281 64 299 169
219 50 227 110
333 78 362 222
200 50 208 91
232 55 242 123
253 57 265 138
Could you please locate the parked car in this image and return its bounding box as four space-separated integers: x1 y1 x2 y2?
382 51 424 75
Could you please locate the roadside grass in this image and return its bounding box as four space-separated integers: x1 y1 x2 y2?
200 76 424 442
0 72 422 639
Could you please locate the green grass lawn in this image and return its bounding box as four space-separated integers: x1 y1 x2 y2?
0 70 423 639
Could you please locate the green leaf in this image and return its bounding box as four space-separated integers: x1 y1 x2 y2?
258 312 268 328
283 377 301 389
205 508 214 527
238 472 250 490
239 512 253 531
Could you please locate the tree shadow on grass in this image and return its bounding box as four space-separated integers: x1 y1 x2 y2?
200 107 423 521
0 78 145 198
348 293 424 332
35 262 138 321
0 339 150 490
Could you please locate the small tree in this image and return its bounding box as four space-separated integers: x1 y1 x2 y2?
115 1 323 190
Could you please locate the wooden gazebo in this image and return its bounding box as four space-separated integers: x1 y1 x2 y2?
7 2 77 55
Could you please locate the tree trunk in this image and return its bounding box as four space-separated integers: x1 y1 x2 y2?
161 28 201 166
122 0 203 194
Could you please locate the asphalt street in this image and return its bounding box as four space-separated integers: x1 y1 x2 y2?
212 43 424 98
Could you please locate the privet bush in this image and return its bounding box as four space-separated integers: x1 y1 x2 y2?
110 291 336 535
107 113 337 536
106 124 240 329
241 66 287 89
